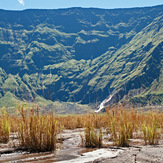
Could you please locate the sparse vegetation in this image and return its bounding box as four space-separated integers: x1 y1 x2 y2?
55 107 163 147
106 107 163 146
0 105 163 151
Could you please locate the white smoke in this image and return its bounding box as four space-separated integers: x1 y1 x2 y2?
95 95 113 113
18 0 25 6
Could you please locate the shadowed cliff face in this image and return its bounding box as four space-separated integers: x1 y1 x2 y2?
0 5 162 108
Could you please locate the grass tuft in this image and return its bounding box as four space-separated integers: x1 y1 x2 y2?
0 107 10 143
17 106 58 152
81 116 102 148
141 113 161 145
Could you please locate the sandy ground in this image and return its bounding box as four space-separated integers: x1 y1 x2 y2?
0 129 163 163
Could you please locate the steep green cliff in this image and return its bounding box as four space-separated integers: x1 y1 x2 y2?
0 5 162 109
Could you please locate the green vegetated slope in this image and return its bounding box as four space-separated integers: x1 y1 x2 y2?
0 5 162 110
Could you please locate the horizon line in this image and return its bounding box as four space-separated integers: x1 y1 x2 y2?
0 4 162 12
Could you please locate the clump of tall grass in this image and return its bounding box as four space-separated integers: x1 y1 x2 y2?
81 116 102 148
106 107 137 146
141 113 161 145
0 107 10 143
17 106 58 152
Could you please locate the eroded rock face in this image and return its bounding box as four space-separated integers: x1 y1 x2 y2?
0 5 163 108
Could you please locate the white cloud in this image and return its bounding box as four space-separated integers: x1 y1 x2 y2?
18 0 25 6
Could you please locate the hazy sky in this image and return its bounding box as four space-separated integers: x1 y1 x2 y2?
1 0 163 10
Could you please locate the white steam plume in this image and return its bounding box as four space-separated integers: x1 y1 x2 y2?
18 0 25 6
95 95 113 113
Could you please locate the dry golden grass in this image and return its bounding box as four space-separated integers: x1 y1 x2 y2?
0 105 163 150
106 106 163 146
16 106 59 152
106 107 138 146
141 113 161 145
55 115 86 129
80 115 103 148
